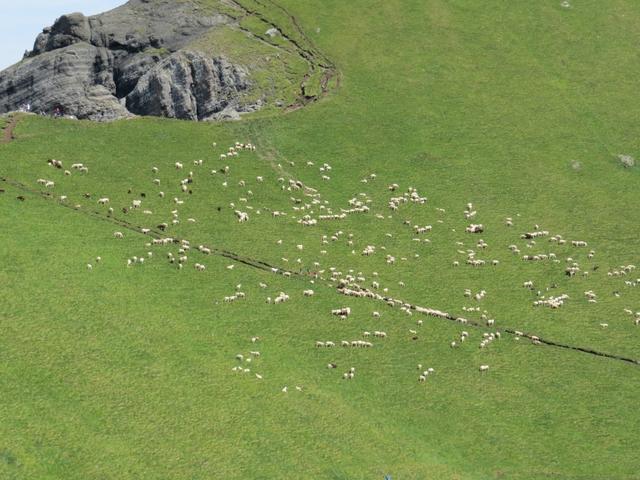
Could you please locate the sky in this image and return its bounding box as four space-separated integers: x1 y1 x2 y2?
0 0 125 71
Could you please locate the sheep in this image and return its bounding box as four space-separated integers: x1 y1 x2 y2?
303 289 314 297
235 210 249 223
47 159 63 169
97 198 110 205
466 224 484 233
113 231 124 239
479 365 490 372
175 162 183 169
331 307 351 317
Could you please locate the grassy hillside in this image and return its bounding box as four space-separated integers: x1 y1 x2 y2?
1 1 640 479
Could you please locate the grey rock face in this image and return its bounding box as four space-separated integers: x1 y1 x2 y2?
0 43 128 121
31 13 92 54
0 0 262 121
126 51 251 121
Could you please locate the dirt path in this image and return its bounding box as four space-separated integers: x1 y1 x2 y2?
1 114 21 144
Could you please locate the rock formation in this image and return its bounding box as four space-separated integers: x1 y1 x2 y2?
0 0 313 121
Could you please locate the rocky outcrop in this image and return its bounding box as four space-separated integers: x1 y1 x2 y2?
0 0 275 121
126 51 257 121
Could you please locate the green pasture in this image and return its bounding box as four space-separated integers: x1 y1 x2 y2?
1 1 639 479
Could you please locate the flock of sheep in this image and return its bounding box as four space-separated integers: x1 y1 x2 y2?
33 136 640 391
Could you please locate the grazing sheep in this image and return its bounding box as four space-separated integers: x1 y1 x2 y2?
331 307 351 317
466 224 484 233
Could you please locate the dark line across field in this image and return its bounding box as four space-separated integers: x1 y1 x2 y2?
1 175 639 369
0 175 304 278
337 285 640 368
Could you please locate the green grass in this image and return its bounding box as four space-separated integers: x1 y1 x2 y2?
186 25 308 108
1 1 640 479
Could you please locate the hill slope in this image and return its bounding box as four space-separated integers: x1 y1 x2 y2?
1 1 639 479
